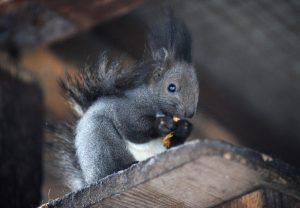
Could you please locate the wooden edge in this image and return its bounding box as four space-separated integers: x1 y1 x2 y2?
46 139 300 207
216 189 263 208
217 188 300 208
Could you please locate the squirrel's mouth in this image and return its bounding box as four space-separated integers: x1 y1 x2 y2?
159 103 193 119
177 105 196 119
162 112 186 120
174 111 195 119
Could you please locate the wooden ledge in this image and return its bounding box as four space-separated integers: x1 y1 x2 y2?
45 139 300 208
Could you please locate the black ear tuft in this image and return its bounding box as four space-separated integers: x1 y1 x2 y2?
148 13 192 63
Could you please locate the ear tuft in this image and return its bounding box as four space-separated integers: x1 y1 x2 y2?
148 14 192 63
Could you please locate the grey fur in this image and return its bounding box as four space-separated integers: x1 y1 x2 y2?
54 15 199 191
51 123 84 190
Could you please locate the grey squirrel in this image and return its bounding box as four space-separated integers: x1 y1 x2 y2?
53 15 199 191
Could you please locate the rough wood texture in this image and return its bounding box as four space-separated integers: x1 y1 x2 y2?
44 139 300 208
42 0 144 28
217 190 263 208
0 0 144 48
0 2 76 49
218 188 300 208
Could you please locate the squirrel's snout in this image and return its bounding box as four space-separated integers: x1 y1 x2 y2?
185 111 194 118
184 108 195 118
177 106 195 119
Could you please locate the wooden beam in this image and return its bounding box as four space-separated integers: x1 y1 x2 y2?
0 0 144 48
218 188 300 208
41 0 144 28
43 139 300 208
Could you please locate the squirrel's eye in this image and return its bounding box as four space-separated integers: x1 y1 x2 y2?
168 83 177 93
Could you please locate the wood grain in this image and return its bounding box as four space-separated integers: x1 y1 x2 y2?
46 139 300 208
218 188 300 208
0 0 144 47
217 190 262 208
97 156 261 208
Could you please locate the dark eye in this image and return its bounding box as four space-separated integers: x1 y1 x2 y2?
168 83 177 93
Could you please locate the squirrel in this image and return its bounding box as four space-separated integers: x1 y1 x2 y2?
52 14 199 191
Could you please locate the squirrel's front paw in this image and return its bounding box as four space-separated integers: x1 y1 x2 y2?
174 120 192 138
155 116 176 135
170 120 193 147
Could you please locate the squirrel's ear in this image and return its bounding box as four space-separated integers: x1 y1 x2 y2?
147 14 192 63
151 48 169 82
152 67 163 82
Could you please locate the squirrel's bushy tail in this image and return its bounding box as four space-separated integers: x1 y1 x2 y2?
48 122 85 190
50 55 152 191
59 54 151 116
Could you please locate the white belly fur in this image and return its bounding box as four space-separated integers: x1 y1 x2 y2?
126 139 167 161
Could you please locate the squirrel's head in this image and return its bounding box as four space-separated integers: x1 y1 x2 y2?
145 14 199 118
148 49 199 119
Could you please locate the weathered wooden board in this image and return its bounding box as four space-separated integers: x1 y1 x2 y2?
0 0 144 48
218 190 264 208
219 188 300 208
218 188 300 208
41 0 144 29
44 139 300 208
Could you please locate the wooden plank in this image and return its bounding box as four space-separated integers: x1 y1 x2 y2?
0 2 76 48
0 0 144 48
218 190 263 208
42 0 144 28
96 156 261 208
44 139 300 208
218 188 300 208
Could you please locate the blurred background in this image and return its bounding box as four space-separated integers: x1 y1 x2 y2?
0 0 299 207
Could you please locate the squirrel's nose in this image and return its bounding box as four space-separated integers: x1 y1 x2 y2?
184 110 195 118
